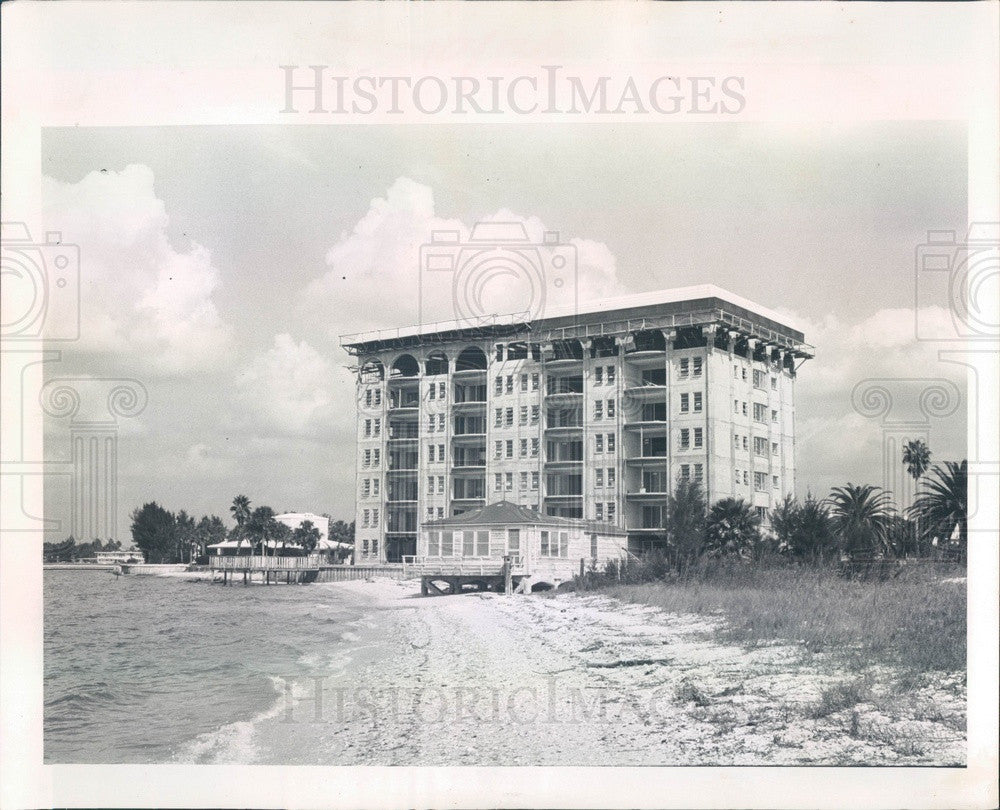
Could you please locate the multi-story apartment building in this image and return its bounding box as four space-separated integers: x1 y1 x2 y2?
342 285 812 563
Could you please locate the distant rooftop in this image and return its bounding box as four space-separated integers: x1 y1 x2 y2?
423 501 628 536
341 284 811 357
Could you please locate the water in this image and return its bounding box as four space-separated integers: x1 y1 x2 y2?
43 570 371 763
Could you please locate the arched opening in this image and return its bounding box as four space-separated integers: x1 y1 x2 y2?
530 580 554 593
628 330 666 353
425 352 449 376
590 336 618 358
359 359 384 384
550 339 584 361
455 346 488 372
390 354 420 378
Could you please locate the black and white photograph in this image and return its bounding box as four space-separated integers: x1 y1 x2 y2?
1 3 997 809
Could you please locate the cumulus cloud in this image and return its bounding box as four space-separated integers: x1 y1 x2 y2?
42 164 231 374
232 333 343 439
300 176 625 339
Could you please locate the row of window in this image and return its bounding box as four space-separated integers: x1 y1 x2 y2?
595 433 617 453
427 381 447 400
593 399 617 419
678 427 704 450
678 392 703 413
593 502 618 522
494 471 542 492
360 478 381 498
678 357 703 378
361 449 381 468
427 413 446 432
678 463 705 483
732 400 780 423
360 508 380 528
363 418 382 438
495 405 541 428
593 365 617 385
363 389 383 408
495 438 541 459
494 373 541 395
732 469 780 490
734 364 780 390
732 435 781 456
594 468 616 487
359 537 379 555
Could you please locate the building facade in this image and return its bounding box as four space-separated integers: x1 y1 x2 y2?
341 286 812 563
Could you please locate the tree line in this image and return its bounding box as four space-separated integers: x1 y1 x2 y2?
42 537 126 563
654 452 967 574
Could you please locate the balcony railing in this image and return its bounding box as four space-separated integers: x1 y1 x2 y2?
210 555 323 570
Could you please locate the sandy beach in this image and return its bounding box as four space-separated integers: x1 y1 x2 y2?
245 577 965 767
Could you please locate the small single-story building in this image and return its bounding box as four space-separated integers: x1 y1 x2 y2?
94 547 145 564
414 501 628 593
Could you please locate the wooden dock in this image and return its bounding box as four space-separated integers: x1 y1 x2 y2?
208 556 407 585
403 557 527 596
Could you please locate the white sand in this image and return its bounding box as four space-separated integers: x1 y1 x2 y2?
254 577 965 766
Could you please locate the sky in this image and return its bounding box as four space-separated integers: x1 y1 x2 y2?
38 122 968 539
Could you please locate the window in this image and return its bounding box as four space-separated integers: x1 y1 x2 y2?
595 502 604 521
596 469 604 487
373 479 380 496
476 530 489 556
679 357 689 377
742 367 748 381
754 471 767 491
773 475 779 488
595 367 603 385
532 373 540 391
679 428 690 450
692 357 702 377
438 475 444 493
507 528 520 553
680 393 689 413
770 376 778 391
520 439 528 457
693 427 703 448
531 438 539 457
506 440 514 459
772 409 779 423
363 449 371 467
606 365 615 385
607 468 615 487
693 392 702 412
428 531 439 556
772 441 779 456
427 445 435 463
371 508 379 527
743 470 749 485
531 472 539 490
494 408 503 427
439 381 446 399
364 390 373 408
753 369 766 389
427 476 434 494
374 390 382 406
373 449 380 467
540 530 550 556
680 464 690 481
743 436 749 451
505 375 514 394
531 405 540 424
441 531 454 556
520 405 528 426
742 402 748 417
438 444 444 460
733 364 739 379
754 436 768 456
494 474 502 492
427 416 436 433
362 479 371 497
594 400 603 419
607 399 615 418
463 531 475 557
427 507 435 520
437 508 443 519
755 506 769 521
505 407 514 427
494 440 502 459
505 472 513 492
428 384 436 400
495 345 504 361
607 434 616 452
364 419 372 437
693 463 703 483
607 503 616 522
521 374 529 392
734 399 740 414
495 376 503 395
438 413 445 431
595 434 604 453
734 434 740 449
753 403 767 422
520 471 528 489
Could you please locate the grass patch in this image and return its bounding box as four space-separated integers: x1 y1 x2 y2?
594 562 965 672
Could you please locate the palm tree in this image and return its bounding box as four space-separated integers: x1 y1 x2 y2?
704 498 760 560
292 520 322 555
771 493 837 564
663 479 707 572
910 461 967 562
826 484 895 558
230 495 251 553
246 506 277 556
902 439 932 555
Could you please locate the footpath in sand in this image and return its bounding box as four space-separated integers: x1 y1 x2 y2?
260 578 966 766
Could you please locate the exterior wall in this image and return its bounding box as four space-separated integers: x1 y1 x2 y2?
350 313 806 562
418 523 628 583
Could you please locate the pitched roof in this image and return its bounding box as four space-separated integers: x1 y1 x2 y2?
422 501 627 535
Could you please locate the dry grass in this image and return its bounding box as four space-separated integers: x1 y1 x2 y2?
599 563 966 673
